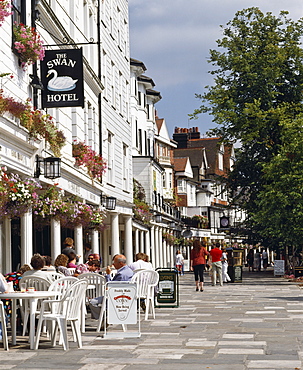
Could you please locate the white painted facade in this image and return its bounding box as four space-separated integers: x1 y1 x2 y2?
0 0 134 272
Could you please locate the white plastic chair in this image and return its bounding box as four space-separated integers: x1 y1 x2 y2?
47 272 65 282
0 301 8 350
78 273 106 304
48 277 78 300
67 268 76 275
34 279 88 350
19 276 51 336
130 269 159 320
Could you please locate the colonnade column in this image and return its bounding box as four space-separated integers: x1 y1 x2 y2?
74 225 83 264
124 215 133 264
158 227 163 268
111 212 120 257
135 229 139 255
21 210 33 266
145 230 150 259
91 229 99 254
51 218 61 264
150 225 155 267
162 235 167 268
170 244 174 269
140 231 144 255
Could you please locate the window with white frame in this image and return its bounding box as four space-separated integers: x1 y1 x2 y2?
123 143 128 191
107 131 114 184
177 179 185 193
218 144 224 171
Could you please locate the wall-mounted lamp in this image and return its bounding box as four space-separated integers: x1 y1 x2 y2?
29 74 44 90
34 155 61 179
170 221 176 228
100 192 116 210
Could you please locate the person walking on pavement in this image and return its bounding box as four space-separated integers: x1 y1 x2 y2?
190 240 209 292
261 248 268 270
175 250 184 276
221 247 231 283
209 243 223 286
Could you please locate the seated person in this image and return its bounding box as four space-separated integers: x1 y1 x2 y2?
42 256 56 271
129 252 154 271
89 254 133 319
54 254 71 276
22 253 53 282
74 259 101 276
67 252 77 269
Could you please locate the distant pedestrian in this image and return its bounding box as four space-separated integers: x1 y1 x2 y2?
209 243 223 286
254 250 261 272
261 249 268 270
247 246 254 272
190 240 209 292
221 247 231 283
175 250 184 275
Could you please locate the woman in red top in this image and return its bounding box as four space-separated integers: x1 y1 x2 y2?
190 240 209 292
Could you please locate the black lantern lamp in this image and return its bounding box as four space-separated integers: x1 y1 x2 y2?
34 155 61 179
29 74 44 90
100 192 116 210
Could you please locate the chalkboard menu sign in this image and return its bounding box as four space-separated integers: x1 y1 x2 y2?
274 260 285 276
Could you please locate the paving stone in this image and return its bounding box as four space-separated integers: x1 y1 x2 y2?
3 268 303 369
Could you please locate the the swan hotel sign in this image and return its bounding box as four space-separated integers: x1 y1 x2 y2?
41 49 84 108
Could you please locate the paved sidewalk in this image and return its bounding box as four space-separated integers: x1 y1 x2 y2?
2 268 303 370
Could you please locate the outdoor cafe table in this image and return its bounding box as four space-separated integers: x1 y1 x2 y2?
0 291 57 349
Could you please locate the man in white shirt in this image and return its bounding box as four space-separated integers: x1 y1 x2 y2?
128 252 153 271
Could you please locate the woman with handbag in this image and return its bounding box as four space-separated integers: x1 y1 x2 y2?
190 240 209 292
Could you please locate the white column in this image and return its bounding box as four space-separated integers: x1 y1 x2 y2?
91 229 99 254
51 218 61 264
135 229 139 255
170 244 174 269
74 225 83 264
154 226 160 268
166 242 170 268
140 230 144 254
124 215 133 264
150 225 155 267
21 210 33 265
162 230 167 268
145 230 150 258
111 212 120 257
158 227 163 268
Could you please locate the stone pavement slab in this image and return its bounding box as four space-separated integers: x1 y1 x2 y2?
1 268 303 370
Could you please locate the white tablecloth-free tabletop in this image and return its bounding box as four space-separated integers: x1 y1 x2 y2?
0 291 57 349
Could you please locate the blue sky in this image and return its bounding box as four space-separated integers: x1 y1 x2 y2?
128 0 303 137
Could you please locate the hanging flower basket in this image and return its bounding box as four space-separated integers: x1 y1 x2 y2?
13 23 45 69
133 199 153 225
0 168 41 219
0 1 12 26
0 90 66 156
72 141 107 182
33 185 106 230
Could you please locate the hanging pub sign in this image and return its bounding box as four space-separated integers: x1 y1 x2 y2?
41 48 84 108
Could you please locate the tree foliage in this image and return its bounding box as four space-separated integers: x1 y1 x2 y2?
192 8 303 247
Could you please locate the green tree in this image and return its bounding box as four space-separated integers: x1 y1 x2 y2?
254 115 303 249
192 8 303 245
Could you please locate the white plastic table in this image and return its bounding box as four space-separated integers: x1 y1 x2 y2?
0 291 57 349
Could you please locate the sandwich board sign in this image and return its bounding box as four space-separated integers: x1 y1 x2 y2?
104 282 140 338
